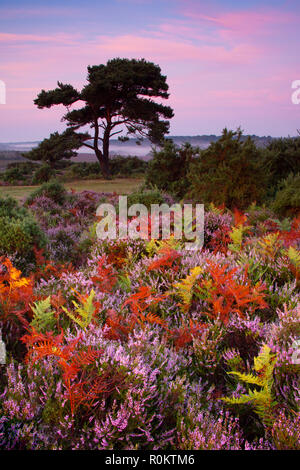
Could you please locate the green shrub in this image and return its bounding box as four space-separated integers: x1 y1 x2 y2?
66 162 101 179
32 164 54 184
262 137 300 197
0 196 28 218
127 188 165 210
66 157 147 180
6 161 38 172
145 140 198 198
110 156 147 176
187 128 266 210
2 166 25 183
2 162 38 184
272 173 300 217
26 180 68 205
0 196 47 271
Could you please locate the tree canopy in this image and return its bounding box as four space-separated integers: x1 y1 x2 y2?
23 129 88 168
33 58 174 177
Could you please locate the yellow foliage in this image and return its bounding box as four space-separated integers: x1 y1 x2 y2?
221 344 277 427
62 289 96 330
174 266 203 311
257 232 282 259
146 235 182 257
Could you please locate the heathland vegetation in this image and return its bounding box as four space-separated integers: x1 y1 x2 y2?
0 58 299 450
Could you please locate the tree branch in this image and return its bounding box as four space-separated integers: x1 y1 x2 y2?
81 142 95 150
110 129 124 137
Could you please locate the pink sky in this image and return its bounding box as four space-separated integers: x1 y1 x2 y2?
0 0 299 140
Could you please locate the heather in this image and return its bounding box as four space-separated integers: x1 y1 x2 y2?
0 188 299 450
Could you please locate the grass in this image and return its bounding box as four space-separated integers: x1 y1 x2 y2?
0 177 144 200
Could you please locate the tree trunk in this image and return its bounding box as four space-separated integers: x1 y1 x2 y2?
93 118 110 179
95 148 110 179
102 128 110 179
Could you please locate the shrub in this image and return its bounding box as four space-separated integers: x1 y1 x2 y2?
2 166 25 183
272 173 300 217
26 189 105 265
110 156 147 176
262 137 300 197
127 188 166 210
26 180 68 206
32 164 54 184
66 162 101 179
187 128 266 210
65 157 147 180
145 140 198 198
0 196 47 271
0 196 28 218
2 162 38 184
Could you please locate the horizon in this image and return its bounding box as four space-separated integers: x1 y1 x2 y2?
0 0 300 140
0 132 279 145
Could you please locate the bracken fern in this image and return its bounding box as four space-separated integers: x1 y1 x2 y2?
221 344 278 427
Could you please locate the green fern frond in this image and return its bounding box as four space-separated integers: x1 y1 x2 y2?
287 246 300 270
118 273 132 292
222 389 265 406
221 344 277 426
228 371 264 387
31 296 56 333
146 236 181 257
62 290 96 330
228 225 249 253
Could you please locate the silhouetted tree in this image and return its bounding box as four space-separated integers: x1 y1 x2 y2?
23 129 88 168
34 58 174 177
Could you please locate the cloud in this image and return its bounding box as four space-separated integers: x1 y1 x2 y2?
0 6 82 19
0 32 80 45
95 34 260 65
181 4 298 41
0 1 299 139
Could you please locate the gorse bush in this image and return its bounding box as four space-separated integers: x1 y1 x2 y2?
1 161 38 184
145 140 198 198
187 128 266 209
0 196 27 218
262 136 300 197
65 157 147 180
272 173 300 217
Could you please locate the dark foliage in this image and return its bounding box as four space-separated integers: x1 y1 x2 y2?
187 128 266 209
33 58 174 177
145 140 199 198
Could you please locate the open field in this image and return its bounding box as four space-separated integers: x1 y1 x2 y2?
0 177 144 199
